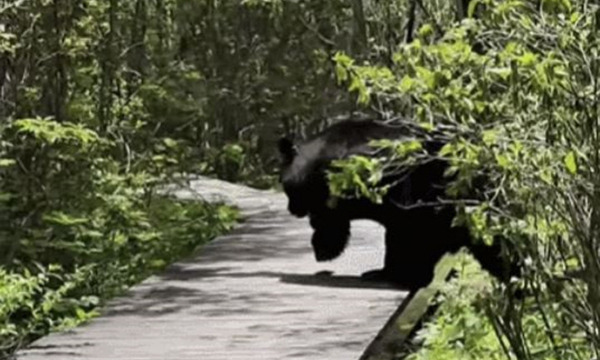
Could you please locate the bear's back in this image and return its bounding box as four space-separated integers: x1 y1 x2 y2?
298 119 410 160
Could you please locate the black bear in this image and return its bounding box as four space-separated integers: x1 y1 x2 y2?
278 118 516 290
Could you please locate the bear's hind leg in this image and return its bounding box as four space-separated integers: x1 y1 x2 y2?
374 219 448 290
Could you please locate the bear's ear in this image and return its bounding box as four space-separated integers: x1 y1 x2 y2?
278 137 298 163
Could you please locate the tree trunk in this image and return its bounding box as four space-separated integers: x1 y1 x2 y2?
351 0 367 56
456 0 472 20
405 0 417 43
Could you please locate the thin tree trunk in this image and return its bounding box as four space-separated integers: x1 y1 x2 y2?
351 0 368 56
128 0 147 97
99 0 117 129
456 0 472 20
405 0 417 43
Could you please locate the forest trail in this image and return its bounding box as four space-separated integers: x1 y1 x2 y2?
15 176 409 360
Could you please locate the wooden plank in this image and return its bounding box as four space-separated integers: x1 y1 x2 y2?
359 254 458 360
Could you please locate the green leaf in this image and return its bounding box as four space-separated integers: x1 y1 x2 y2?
495 154 510 169
0 192 13 202
467 0 481 17
0 158 16 167
564 151 577 174
43 212 89 226
333 52 352 84
482 130 498 146
487 67 511 80
439 143 455 157
418 23 434 38
415 66 435 89
396 140 423 156
399 75 415 92
76 308 88 320
419 122 435 132
113 231 128 246
163 138 178 148
561 0 573 11
518 52 537 67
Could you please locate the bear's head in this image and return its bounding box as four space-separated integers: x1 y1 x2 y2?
279 135 351 261
277 136 331 218
277 119 407 218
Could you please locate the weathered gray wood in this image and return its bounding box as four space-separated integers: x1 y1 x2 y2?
15 176 408 360
359 254 458 360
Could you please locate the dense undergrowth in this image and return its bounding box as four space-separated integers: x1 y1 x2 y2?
0 196 237 357
399 254 508 360
400 252 588 360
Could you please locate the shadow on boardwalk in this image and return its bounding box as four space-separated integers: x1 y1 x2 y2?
103 206 402 320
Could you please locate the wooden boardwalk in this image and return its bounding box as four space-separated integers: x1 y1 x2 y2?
15 177 408 360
